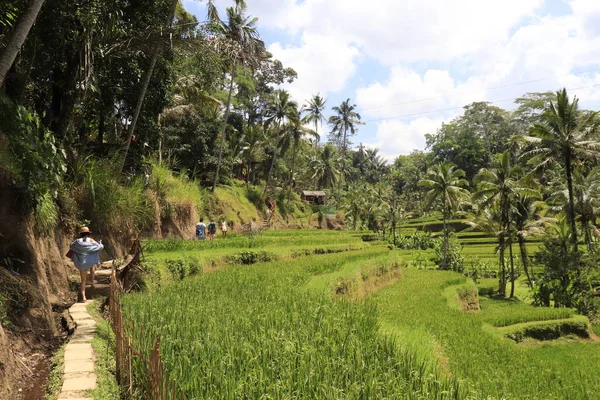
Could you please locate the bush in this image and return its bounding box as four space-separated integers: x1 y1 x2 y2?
0 96 66 229
225 250 277 265
165 257 202 281
395 231 435 250
464 256 496 283
432 235 464 272
534 237 600 317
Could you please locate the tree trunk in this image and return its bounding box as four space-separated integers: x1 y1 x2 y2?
442 196 448 270
564 149 579 252
265 120 282 188
287 139 297 202
212 61 236 191
498 232 506 296
121 0 178 172
518 233 533 288
508 223 515 298
582 216 593 252
0 0 45 86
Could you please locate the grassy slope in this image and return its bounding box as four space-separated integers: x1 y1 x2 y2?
375 268 600 400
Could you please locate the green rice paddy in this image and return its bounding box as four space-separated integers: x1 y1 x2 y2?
120 227 599 399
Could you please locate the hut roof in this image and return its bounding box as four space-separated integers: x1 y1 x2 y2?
302 190 327 197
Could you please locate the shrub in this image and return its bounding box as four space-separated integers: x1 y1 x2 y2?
432 236 464 272
225 250 277 265
464 256 496 283
534 237 600 317
395 231 435 250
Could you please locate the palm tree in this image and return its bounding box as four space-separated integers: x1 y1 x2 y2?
263 90 298 186
209 0 265 191
328 98 363 172
548 167 600 252
420 163 470 270
282 111 319 201
474 151 536 297
302 93 327 141
309 142 341 190
513 192 545 288
0 0 45 86
523 88 600 252
121 0 179 171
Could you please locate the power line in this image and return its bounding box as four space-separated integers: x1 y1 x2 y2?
358 68 600 113
361 83 600 124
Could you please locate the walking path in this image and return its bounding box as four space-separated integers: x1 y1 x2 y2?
58 268 111 400
58 301 96 400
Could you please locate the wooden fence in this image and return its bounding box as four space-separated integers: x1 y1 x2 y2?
109 265 183 399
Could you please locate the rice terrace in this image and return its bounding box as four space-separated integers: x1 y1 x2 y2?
1 0 600 399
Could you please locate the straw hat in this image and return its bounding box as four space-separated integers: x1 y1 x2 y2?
79 227 92 234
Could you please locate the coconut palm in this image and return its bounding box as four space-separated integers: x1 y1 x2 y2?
523 88 600 252
513 192 546 288
263 90 298 186
309 142 341 190
548 167 600 252
302 93 327 142
420 163 470 270
209 0 266 191
474 151 537 297
281 111 319 201
328 98 363 171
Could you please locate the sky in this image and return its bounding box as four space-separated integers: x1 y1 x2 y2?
183 0 600 161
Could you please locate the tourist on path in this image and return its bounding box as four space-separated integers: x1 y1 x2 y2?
69 227 104 302
208 220 217 240
221 220 228 238
196 218 207 240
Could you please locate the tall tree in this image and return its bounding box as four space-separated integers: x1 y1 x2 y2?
121 0 179 171
524 88 600 253
328 98 363 171
309 142 341 190
209 0 265 191
474 151 536 297
0 0 45 86
302 93 327 142
420 163 470 270
263 89 298 186
282 111 318 201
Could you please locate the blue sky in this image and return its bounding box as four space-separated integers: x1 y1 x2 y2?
184 0 600 160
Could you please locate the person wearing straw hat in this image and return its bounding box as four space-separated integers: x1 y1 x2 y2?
69 227 104 302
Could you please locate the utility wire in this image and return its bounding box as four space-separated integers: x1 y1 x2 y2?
358 68 600 113
361 83 600 124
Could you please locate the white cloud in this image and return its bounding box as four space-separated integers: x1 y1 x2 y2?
268 32 361 103
365 118 448 160
202 0 600 159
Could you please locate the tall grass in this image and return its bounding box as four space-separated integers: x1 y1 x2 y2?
75 157 153 234
151 164 206 216
123 250 462 399
376 269 600 399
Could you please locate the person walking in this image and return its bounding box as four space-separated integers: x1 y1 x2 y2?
221 220 228 238
69 227 104 302
208 220 217 240
196 218 207 240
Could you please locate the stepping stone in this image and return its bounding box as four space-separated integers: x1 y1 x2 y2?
70 333 95 343
70 312 94 321
64 343 93 361
65 360 94 373
61 376 97 392
76 319 96 328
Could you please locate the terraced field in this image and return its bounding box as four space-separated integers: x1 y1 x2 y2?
120 228 599 399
